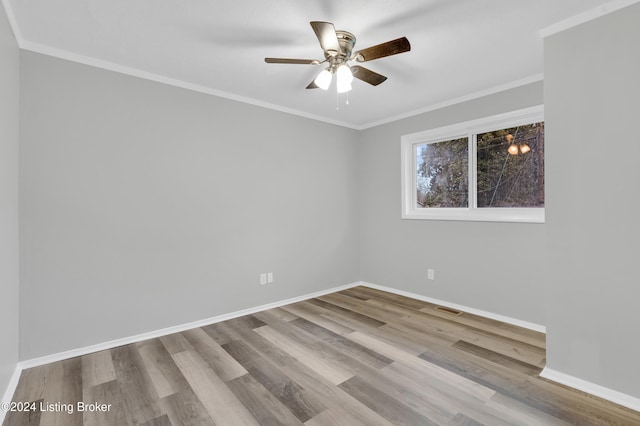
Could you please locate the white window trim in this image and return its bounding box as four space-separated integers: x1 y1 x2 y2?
401 105 544 223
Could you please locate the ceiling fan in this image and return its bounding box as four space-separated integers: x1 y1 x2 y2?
265 21 410 93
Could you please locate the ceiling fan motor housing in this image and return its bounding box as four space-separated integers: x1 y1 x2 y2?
328 30 356 67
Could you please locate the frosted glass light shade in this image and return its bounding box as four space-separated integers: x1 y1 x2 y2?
336 65 353 93
314 69 332 90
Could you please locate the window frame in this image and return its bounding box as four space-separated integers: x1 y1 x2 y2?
401 106 544 223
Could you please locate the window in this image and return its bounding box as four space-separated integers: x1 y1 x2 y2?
401 106 544 223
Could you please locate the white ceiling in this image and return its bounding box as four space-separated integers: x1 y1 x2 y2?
5 0 620 128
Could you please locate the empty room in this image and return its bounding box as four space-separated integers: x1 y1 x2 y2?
1 0 640 425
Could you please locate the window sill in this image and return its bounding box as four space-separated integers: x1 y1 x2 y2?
402 208 544 223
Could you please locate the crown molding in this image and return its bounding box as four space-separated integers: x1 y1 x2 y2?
19 39 362 130
359 74 544 130
539 0 640 38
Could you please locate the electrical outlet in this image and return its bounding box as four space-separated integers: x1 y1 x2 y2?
260 273 267 285
267 272 273 283
427 269 435 280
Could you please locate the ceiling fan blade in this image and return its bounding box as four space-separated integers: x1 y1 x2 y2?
351 66 387 86
265 58 320 64
306 80 319 89
354 37 410 62
310 21 342 55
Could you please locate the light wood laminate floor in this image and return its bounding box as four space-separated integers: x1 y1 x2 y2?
4 286 640 425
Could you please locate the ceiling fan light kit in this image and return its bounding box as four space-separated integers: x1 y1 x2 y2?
265 21 410 95
314 69 332 90
336 64 354 93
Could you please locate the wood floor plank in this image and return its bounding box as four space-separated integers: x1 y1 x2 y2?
226 324 298 369
111 345 164 425
8 366 47 403
418 303 546 350
256 313 384 378
348 321 431 356
159 333 194 355
380 299 547 367
417 343 632 425
159 386 214 426
306 303 389 338
452 340 542 376
351 363 456 424
262 307 298 322
380 299 546 367
288 317 393 369
486 392 572 426
338 288 372 301
451 413 485 426
280 301 356 336
181 328 248 381
81 350 116 389
380 362 520 426
226 374 304 426
224 314 267 331
318 293 406 324
348 286 429 310
5 286 640 426
378 315 461 348
222 339 326 422
303 406 389 426
140 414 173 426
280 361 394 426
253 325 354 385
200 322 238 346
136 338 190 399
456 328 547 368
171 349 259 426
82 380 129 426
39 357 83 426
338 375 439 426
304 298 386 328
347 330 497 403
380 361 510 424
2 399 43 426
356 285 546 350
253 311 321 346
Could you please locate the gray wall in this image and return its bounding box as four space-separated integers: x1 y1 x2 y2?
0 3 20 396
358 82 546 326
544 3 640 398
19 52 360 359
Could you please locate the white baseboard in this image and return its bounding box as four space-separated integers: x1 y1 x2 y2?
359 281 546 333
540 367 640 412
17 282 361 371
0 365 22 424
